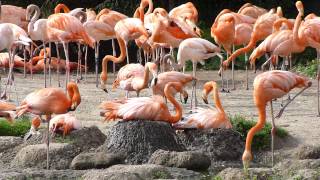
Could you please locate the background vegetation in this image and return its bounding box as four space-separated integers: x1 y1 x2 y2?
3 0 320 72
0 116 31 136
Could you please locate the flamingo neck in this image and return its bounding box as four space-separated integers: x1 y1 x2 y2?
101 37 126 85
245 103 266 153
67 83 81 107
294 8 305 46
54 4 70 14
164 87 182 123
213 85 225 114
28 6 40 37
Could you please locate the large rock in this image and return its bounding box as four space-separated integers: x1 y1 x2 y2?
97 120 186 164
148 149 211 171
0 168 87 179
275 159 320 177
177 129 244 161
11 143 80 169
83 164 201 180
217 167 274 180
70 152 125 170
294 145 320 160
0 136 23 152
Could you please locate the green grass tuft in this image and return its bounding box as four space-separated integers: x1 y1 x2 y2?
230 114 288 150
294 59 317 78
0 116 31 136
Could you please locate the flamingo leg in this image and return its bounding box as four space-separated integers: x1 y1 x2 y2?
55 42 61 87
43 42 47 88
245 52 249 90
220 57 225 92
48 42 52 86
23 48 27 78
125 42 129 64
231 45 235 90
62 42 70 88
76 43 81 83
30 44 34 79
262 56 272 71
112 39 116 76
84 45 88 82
45 115 50 170
1 48 16 100
126 91 129 98
317 49 320 117
270 101 276 167
95 42 99 88
190 61 197 111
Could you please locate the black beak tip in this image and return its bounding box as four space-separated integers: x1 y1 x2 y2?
68 107 76 111
184 97 188 104
103 89 108 93
203 98 208 104
100 111 105 117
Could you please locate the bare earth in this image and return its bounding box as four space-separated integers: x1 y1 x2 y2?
3 69 320 148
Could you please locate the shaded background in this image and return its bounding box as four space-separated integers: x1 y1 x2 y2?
4 0 320 71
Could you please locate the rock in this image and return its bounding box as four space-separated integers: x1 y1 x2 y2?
83 171 143 180
275 159 320 177
11 143 80 169
291 169 320 180
0 168 87 179
97 120 186 164
0 136 23 152
294 145 320 160
177 129 244 161
148 149 210 171
83 164 201 180
217 167 274 180
70 152 125 170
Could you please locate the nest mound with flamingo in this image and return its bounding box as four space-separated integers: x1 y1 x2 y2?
2 0 320 179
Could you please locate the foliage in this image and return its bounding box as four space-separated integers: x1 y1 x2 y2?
152 170 170 179
230 114 288 151
294 59 318 78
0 116 31 136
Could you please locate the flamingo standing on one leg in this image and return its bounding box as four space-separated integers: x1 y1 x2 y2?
100 18 149 92
163 38 223 111
243 70 311 170
100 82 183 123
112 62 158 98
16 82 81 170
173 81 232 129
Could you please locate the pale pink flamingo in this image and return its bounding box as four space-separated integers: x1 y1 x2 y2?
0 2 28 30
100 82 183 123
49 113 81 137
112 62 158 97
173 81 232 129
163 38 223 110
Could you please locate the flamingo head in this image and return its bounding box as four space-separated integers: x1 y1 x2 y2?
201 81 217 104
242 150 253 172
296 1 304 15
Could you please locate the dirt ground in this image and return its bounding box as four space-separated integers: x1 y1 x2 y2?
3 69 320 148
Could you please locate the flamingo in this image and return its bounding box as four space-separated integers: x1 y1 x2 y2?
49 113 81 137
243 70 311 170
46 11 95 88
150 71 196 103
223 7 284 67
83 9 120 87
237 3 267 19
248 2 305 68
95 8 128 77
0 2 28 30
100 18 149 92
112 62 158 97
100 82 183 123
16 82 81 170
26 4 49 86
163 38 223 110
211 8 256 90
0 23 31 100
0 101 16 122
0 53 27 70
173 81 232 129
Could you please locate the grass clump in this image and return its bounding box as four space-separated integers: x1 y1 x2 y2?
294 59 317 78
230 114 288 150
0 116 31 136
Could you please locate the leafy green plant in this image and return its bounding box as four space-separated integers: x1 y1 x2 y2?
294 59 317 78
230 114 288 150
0 116 31 136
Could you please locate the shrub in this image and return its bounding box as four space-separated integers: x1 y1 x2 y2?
0 116 31 136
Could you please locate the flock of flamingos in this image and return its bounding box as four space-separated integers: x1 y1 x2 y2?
0 0 318 171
